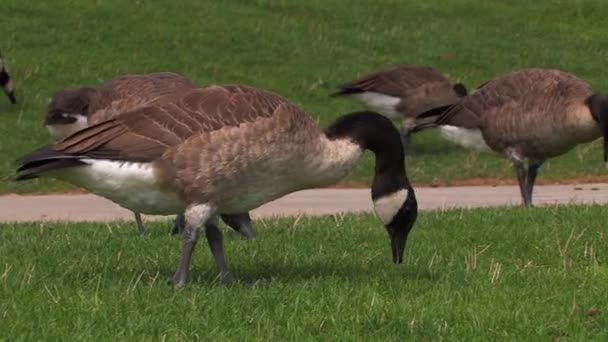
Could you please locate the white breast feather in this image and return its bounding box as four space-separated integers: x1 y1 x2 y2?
353 92 401 119
439 125 491 152
373 189 408 224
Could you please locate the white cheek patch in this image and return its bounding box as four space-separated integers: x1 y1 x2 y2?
4 79 14 92
373 188 408 224
46 113 89 141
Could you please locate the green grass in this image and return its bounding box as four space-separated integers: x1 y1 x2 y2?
3 0 608 193
1 206 607 340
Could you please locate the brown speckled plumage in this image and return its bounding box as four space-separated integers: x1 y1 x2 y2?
333 64 466 118
17 84 418 287
425 68 606 206
52 85 327 210
88 72 196 124
435 68 596 159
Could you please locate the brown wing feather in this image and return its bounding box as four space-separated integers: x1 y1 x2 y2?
341 64 452 97
88 72 197 124
52 85 304 162
436 68 593 129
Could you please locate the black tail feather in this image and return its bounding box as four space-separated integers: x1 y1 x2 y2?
411 104 456 133
15 145 83 180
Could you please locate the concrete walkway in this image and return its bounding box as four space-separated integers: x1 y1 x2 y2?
1 183 607 223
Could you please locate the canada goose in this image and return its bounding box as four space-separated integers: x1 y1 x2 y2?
16 84 418 288
331 64 467 148
44 73 254 239
0 50 16 104
415 68 608 206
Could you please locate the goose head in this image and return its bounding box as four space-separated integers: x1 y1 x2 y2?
45 87 98 141
325 111 418 263
586 94 608 164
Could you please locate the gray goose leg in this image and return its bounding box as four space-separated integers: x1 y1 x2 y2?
173 204 215 288
205 220 233 282
401 129 413 154
524 161 544 207
513 161 529 207
221 212 256 240
171 213 185 235
134 212 145 234
401 117 415 154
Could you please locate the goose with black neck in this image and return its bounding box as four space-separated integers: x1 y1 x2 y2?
15 84 418 287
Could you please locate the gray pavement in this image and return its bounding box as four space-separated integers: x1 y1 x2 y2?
1 183 607 223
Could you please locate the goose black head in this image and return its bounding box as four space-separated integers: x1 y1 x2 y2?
586 94 608 164
325 111 418 263
452 83 468 97
44 87 97 126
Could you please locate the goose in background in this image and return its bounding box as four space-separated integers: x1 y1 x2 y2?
0 50 16 104
16 84 418 288
331 64 467 149
414 68 608 206
43 73 254 238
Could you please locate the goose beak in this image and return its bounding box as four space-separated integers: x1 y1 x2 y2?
385 201 418 264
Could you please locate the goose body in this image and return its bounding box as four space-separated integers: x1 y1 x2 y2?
418 68 608 206
332 64 467 147
43 73 254 238
0 51 16 104
17 84 418 287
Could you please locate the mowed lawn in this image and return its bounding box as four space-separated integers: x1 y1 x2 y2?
1 206 607 340
2 0 608 193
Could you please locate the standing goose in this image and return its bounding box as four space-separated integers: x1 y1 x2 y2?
0 50 16 104
15 84 418 288
415 68 608 206
43 73 254 238
331 64 467 148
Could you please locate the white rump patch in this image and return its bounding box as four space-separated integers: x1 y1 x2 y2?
53 159 184 215
439 125 491 152
46 113 89 141
373 189 408 224
353 92 401 119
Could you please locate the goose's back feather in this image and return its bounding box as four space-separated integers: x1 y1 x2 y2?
337 65 462 117
88 72 197 124
438 68 597 158
53 85 318 162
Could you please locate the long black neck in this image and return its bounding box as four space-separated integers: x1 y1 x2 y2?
324 111 411 200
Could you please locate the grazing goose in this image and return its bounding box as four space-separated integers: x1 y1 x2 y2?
0 50 16 104
44 73 254 238
331 64 467 148
415 68 608 206
16 84 418 288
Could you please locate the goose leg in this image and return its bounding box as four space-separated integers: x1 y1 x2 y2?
524 161 544 207
401 129 413 154
205 219 233 282
401 117 415 154
173 204 214 288
134 212 145 234
513 161 529 207
221 212 256 240
171 213 185 235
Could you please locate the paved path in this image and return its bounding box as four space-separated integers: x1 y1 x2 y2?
1 183 607 223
